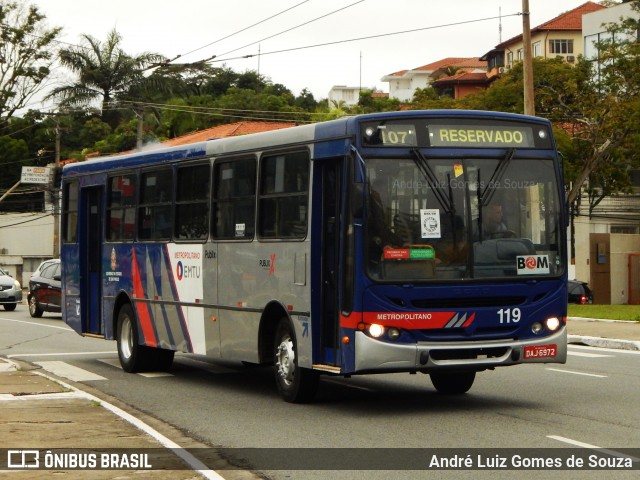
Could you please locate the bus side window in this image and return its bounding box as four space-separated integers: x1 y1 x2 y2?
107 174 136 241
62 181 79 243
258 151 309 239
138 169 173 241
212 157 256 240
175 163 210 240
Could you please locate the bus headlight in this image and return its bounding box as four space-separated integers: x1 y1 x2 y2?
368 324 385 338
387 328 401 341
531 322 543 334
545 317 561 331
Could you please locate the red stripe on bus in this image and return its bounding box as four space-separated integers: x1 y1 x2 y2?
132 249 157 347
341 311 461 330
462 312 475 327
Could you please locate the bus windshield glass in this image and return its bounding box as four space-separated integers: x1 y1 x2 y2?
365 154 563 281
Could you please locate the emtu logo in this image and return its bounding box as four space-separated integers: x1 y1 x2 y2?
176 261 183 280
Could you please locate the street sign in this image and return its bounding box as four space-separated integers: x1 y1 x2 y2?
20 166 52 185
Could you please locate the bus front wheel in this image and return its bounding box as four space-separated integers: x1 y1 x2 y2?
117 304 152 373
274 317 319 403
429 371 476 394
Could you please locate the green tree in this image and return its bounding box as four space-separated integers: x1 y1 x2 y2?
563 1 640 206
47 29 165 128
0 0 60 120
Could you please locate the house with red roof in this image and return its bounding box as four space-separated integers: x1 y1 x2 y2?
380 57 488 102
482 1 606 73
159 121 296 147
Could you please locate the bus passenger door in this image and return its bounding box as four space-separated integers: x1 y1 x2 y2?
316 158 342 365
79 186 103 335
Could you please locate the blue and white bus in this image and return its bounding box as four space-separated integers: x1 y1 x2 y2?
61 110 567 402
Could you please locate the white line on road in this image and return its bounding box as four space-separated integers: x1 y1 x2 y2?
35 361 106 382
546 368 607 378
0 317 71 331
98 358 174 377
7 351 115 358
548 435 640 463
569 344 640 355
567 351 613 358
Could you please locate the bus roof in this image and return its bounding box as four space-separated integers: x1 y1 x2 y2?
62 110 552 176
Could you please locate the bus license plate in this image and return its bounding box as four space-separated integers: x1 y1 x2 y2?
524 344 557 359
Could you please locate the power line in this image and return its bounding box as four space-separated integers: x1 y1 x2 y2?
217 0 367 57
211 12 522 63
176 0 313 60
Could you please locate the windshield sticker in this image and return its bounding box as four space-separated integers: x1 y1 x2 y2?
421 209 441 238
454 164 463 178
517 255 550 275
383 246 435 260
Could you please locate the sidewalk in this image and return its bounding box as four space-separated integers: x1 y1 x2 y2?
0 358 259 479
1 318 638 478
567 317 640 350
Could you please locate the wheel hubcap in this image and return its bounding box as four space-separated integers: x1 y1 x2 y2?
120 316 133 360
29 297 36 314
275 335 295 386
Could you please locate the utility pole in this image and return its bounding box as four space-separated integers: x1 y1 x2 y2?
135 108 144 150
522 0 535 116
53 114 61 258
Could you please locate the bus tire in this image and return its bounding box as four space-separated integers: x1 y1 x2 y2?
274 317 319 403
117 304 152 373
429 371 476 394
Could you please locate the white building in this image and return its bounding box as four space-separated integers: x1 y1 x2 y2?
380 57 487 102
327 85 366 107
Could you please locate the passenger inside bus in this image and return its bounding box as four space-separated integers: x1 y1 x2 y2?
367 178 403 261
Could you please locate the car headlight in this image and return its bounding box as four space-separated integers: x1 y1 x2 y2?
14 280 21 289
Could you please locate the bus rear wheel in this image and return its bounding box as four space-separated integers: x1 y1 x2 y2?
274 317 319 403
117 304 153 373
429 371 476 394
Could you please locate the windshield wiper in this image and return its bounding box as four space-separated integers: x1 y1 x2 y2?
479 148 515 207
411 148 455 214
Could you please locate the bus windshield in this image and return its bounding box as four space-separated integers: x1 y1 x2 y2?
365 154 563 281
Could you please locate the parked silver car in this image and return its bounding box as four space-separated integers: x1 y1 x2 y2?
0 267 22 311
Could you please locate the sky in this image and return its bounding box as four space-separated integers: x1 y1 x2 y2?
32 0 596 105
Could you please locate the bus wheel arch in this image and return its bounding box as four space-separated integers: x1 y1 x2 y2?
258 301 289 365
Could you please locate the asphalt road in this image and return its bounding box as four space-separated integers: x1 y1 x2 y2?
1 309 639 479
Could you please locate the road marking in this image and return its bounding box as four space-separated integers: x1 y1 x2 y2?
98 358 174 377
567 351 613 358
546 368 607 378
548 435 640 463
323 378 376 392
7 351 115 358
0 317 71 331
569 344 640 355
35 361 106 382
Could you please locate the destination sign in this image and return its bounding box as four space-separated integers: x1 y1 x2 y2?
429 124 535 148
362 118 550 149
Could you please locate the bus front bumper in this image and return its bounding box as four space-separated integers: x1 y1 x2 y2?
353 328 567 373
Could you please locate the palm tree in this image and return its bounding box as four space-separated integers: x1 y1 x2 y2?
47 29 165 127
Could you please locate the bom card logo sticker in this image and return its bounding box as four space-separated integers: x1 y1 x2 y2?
516 255 550 275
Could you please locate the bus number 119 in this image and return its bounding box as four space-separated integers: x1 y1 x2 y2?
498 307 521 323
